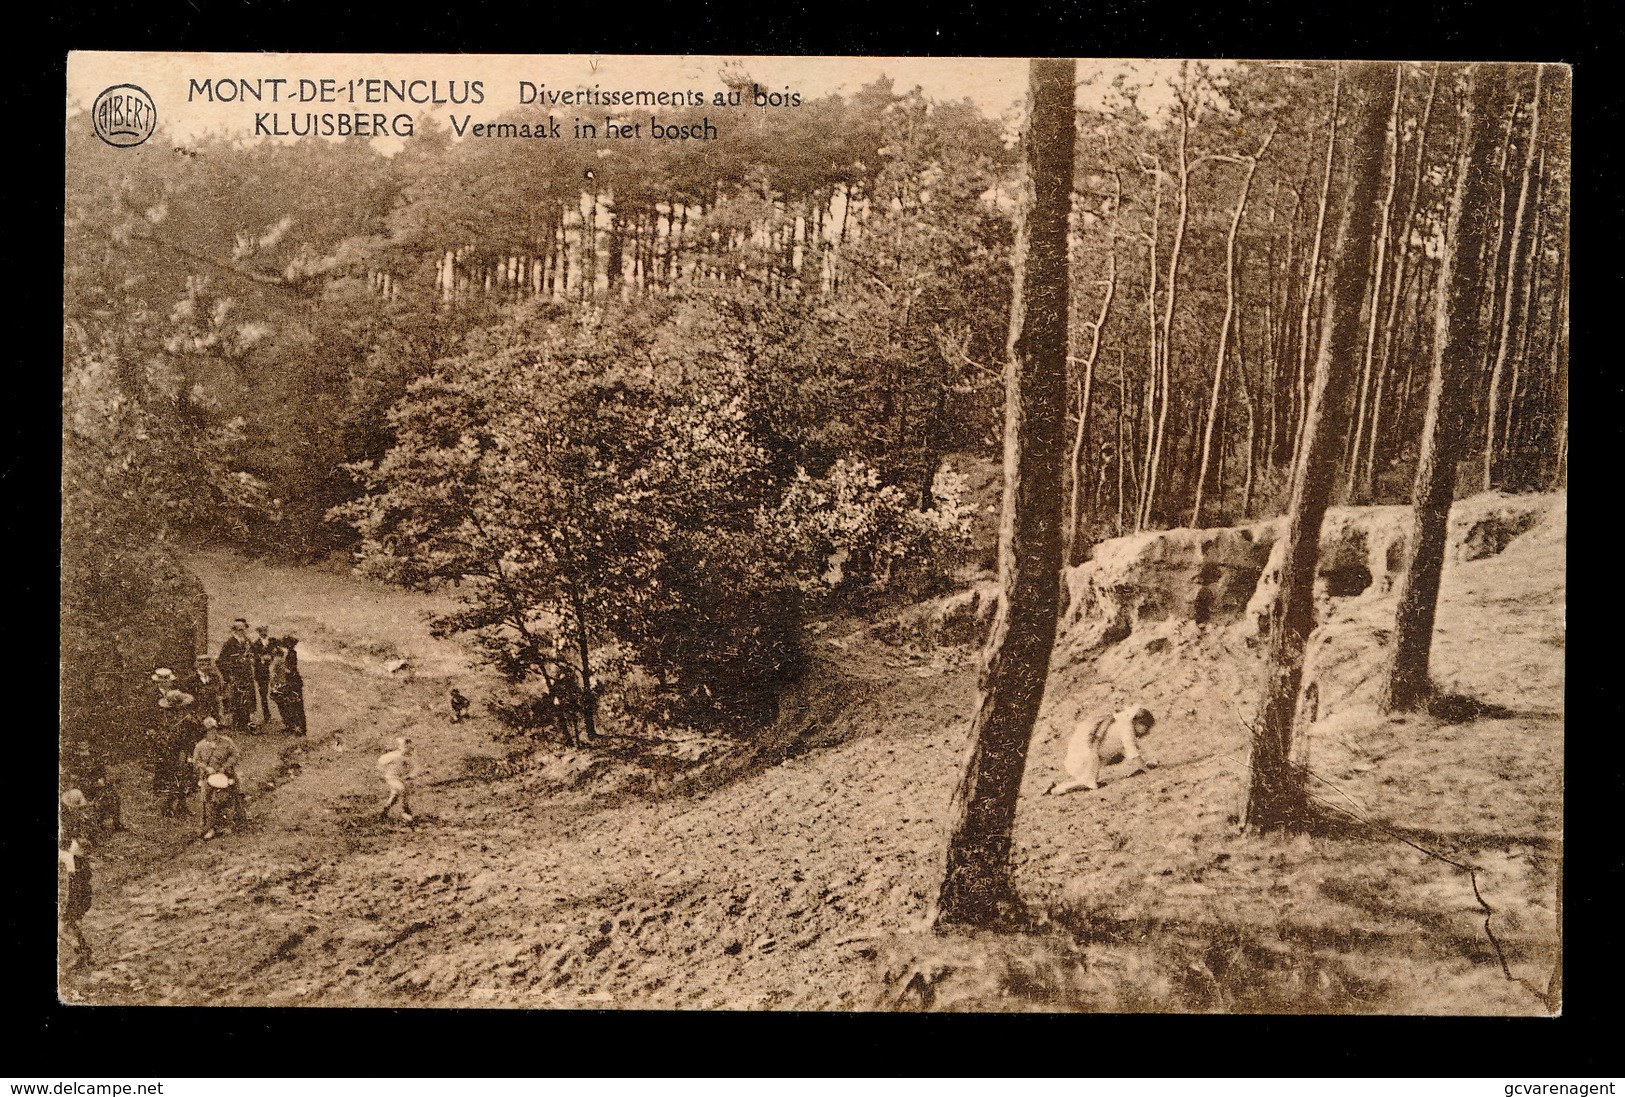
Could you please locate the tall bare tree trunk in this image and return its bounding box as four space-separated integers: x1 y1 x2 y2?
1238 321 1259 519
1245 62 1393 834
935 59 1075 927
1066 177 1118 564
1144 64 1195 530
1366 63 1442 499
1291 71 1341 480
1545 229 1569 488
1269 184 1301 471
1138 159 1162 531
1115 349 1128 535
1503 148 1547 487
1346 65 1404 503
1472 94 1522 427
1193 126 1275 526
1382 64 1506 714
1485 66 1543 490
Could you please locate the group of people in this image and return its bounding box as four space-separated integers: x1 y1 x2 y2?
60 621 446 971
207 618 307 736
141 619 309 834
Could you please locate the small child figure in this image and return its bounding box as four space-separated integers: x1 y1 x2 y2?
449 688 471 724
377 737 415 823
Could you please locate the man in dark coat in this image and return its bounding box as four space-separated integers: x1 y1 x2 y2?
217 619 257 732
250 625 275 727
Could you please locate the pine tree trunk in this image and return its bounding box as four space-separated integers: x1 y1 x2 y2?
1291 73 1341 481
935 59 1075 927
1551 251 1569 487
1485 66 1543 490
1383 64 1507 713
1471 94 1522 430
1138 163 1162 531
1245 62 1394 834
1503 148 1546 487
1194 128 1274 526
1145 65 1195 531
1346 66 1404 503
1237 324 1259 519
1067 215 1117 564
1366 63 1441 500
1116 350 1128 535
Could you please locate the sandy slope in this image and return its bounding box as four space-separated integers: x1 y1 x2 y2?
62 497 1564 1013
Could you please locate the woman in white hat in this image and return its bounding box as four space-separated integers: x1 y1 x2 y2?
150 667 178 705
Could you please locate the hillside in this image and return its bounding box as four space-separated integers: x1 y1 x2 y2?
61 492 1564 1013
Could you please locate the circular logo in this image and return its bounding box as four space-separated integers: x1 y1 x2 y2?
91 84 157 148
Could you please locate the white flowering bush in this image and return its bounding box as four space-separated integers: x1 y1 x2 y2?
762 458 972 598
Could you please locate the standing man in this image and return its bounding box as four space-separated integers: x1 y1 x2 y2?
376 737 415 823
217 619 256 733
250 625 275 728
191 717 247 840
59 789 95 969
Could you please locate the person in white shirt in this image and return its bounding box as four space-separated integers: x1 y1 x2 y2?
1046 705 1158 795
377 737 415 823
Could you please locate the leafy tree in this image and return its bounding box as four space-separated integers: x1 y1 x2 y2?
339 299 801 733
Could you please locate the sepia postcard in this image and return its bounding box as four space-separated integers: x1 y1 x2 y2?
62 52 1567 1013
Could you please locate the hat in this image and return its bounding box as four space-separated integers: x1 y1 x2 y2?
206 772 233 789
159 690 195 709
152 668 177 683
194 653 213 663
61 789 87 808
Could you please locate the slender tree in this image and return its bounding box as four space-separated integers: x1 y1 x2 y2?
1192 125 1275 527
1290 71 1341 478
1485 65 1543 490
1345 64 1404 503
1244 62 1394 834
1066 166 1119 563
936 59 1075 926
1382 65 1507 713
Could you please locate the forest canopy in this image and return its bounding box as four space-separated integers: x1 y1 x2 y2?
62 62 1569 744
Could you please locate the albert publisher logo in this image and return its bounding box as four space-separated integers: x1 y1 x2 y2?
92 84 157 147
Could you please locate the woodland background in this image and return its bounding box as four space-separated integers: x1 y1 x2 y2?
63 61 1569 752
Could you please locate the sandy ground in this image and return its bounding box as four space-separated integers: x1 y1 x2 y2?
61 498 1564 1013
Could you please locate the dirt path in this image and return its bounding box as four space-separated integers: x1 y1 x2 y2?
63 508 1563 1012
